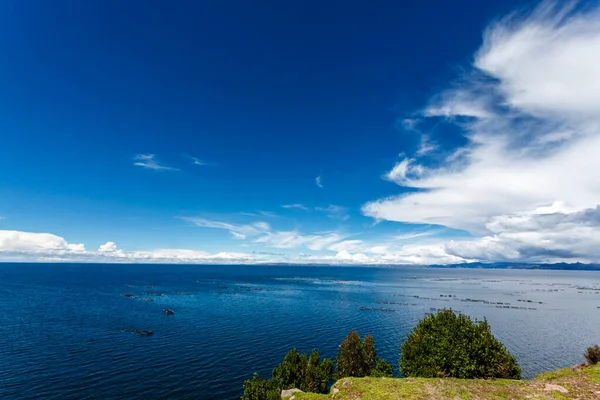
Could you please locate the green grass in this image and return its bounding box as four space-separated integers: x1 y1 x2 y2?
291 364 600 400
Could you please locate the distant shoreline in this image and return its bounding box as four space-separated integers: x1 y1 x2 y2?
1 261 600 271
428 262 600 271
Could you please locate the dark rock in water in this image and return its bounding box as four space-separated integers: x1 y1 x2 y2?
162 308 175 315
121 328 154 336
122 293 138 299
143 292 164 297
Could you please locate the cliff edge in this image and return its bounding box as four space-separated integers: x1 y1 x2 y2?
290 364 600 400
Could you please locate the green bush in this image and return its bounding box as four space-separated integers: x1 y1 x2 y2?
399 309 521 379
371 358 393 377
241 373 279 400
584 345 600 365
336 331 392 378
242 348 334 399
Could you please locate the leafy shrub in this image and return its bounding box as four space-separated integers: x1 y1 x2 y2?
371 358 393 377
399 309 521 379
336 331 392 378
241 373 279 400
584 345 600 365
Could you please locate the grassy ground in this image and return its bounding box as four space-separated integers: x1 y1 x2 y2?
292 364 600 400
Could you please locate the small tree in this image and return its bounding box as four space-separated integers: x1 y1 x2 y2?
271 348 307 390
270 348 334 394
336 331 365 378
304 350 334 393
584 345 600 365
362 335 377 373
336 331 392 378
241 373 279 400
400 309 521 379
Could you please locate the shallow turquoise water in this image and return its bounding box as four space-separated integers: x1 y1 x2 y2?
1 263 599 399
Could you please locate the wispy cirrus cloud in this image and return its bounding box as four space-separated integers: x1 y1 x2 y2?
282 204 309 211
362 0 600 263
316 175 323 188
181 217 270 240
186 155 216 166
282 203 350 220
254 231 346 250
240 211 278 218
133 154 178 171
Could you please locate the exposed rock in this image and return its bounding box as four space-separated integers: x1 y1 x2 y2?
544 384 568 393
342 381 352 388
281 388 302 398
571 363 586 372
162 308 175 315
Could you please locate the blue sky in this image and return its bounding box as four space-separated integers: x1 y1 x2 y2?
2 0 600 264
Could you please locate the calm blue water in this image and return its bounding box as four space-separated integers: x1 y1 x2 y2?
1 264 600 399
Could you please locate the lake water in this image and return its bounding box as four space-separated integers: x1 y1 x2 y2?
1 263 599 399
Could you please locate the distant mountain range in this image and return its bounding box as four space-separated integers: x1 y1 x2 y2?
429 262 600 271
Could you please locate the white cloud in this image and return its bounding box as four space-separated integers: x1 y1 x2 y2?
182 217 270 240
254 231 345 250
133 154 178 171
316 175 323 188
282 204 309 211
282 204 349 220
444 204 600 262
189 156 210 166
230 232 247 240
416 134 437 156
362 1 600 262
328 240 365 252
98 241 118 252
258 211 277 218
0 230 85 253
393 231 439 241
0 230 256 264
0 229 472 265
384 158 421 184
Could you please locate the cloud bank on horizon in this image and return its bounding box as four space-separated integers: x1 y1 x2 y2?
3 1 600 265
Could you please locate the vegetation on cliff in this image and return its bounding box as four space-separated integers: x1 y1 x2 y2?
242 331 391 399
400 309 521 379
242 309 599 399
335 331 392 379
293 364 600 399
242 349 334 400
